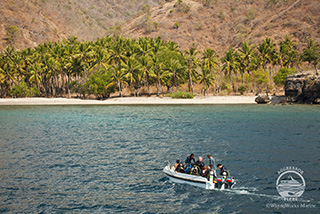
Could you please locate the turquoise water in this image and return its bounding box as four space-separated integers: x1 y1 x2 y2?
0 105 319 213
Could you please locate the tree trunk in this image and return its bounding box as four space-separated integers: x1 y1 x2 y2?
314 64 319 75
241 72 244 84
52 77 56 97
173 72 178 92
62 71 66 97
67 75 71 98
189 73 194 93
161 83 164 97
235 73 238 94
132 85 136 97
55 76 59 96
156 77 159 96
118 82 122 97
145 70 150 96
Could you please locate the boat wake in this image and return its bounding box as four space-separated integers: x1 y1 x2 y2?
224 186 320 204
223 186 282 200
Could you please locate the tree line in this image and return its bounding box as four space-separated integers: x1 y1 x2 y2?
0 35 319 98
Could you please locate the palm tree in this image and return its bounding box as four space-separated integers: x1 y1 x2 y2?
202 48 219 70
166 59 183 92
199 65 215 96
108 37 127 69
73 42 94 81
0 66 6 97
279 36 300 68
202 48 219 93
107 65 128 97
167 41 180 51
238 41 256 82
221 47 239 89
138 55 152 96
90 47 110 75
122 55 142 96
301 39 320 75
28 61 43 94
2 46 22 89
257 37 277 71
42 52 58 96
258 37 278 87
184 46 200 93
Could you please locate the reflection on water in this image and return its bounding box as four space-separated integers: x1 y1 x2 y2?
0 105 319 213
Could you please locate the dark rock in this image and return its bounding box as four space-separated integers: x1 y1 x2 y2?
270 96 286 104
313 98 320 104
255 95 270 104
285 71 320 104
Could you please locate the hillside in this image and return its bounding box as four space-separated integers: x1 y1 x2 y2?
123 0 320 55
0 0 319 54
0 0 161 50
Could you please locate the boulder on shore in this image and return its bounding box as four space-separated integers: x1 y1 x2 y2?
285 71 320 104
255 95 270 104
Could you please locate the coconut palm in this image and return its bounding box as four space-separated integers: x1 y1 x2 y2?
301 39 320 75
166 59 183 92
202 48 219 93
28 62 43 93
184 46 200 93
122 55 142 96
151 60 170 96
167 41 180 51
221 47 240 88
238 41 256 81
202 48 219 71
108 37 127 69
73 42 94 80
199 65 215 96
279 36 300 68
257 37 277 71
138 55 152 96
90 47 110 75
107 65 128 97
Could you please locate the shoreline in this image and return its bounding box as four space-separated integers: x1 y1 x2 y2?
0 96 286 106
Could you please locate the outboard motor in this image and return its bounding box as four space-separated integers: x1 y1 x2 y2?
215 177 235 189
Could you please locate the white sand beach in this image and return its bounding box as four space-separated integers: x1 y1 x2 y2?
0 96 286 105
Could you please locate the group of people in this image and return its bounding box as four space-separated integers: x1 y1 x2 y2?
174 153 229 179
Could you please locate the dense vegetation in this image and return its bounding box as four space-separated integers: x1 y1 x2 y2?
0 35 319 98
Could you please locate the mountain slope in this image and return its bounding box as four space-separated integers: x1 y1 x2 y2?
1 0 319 54
0 0 161 50
123 0 320 55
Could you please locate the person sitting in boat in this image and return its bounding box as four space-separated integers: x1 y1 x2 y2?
217 163 229 177
176 162 185 173
200 166 210 179
185 153 195 166
195 156 205 170
174 160 180 171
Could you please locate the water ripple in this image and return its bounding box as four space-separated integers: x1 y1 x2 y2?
0 105 319 213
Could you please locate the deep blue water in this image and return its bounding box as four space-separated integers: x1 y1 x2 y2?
0 105 319 213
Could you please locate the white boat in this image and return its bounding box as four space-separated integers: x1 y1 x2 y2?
163 164 236 190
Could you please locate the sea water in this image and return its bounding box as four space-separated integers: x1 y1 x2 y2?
0 105 319 213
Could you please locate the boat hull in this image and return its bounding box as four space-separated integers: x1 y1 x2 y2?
163 165 235 190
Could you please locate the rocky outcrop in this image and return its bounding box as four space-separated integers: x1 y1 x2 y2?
255 95 270 104
285 71 320 104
